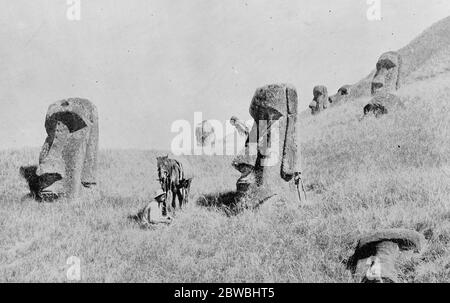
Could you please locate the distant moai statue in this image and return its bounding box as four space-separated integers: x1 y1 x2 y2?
364 51 403 118
195 120 216 148
363 93 403 118
309 85 329 115
21 98 99 201
329 85 352 106
231 84 301 207
371 51 402 96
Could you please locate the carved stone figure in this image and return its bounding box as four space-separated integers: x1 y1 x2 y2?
329 85 351 105
371 51 402 96
363 93 404 118
232 84 301 206
21 98 98 201
346 229 424 283
309 85 329 115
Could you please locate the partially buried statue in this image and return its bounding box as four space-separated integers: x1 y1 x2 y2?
20 98 99 201
364 51 404 118
371 51 402 96
232 84 301 207
329 85 351 106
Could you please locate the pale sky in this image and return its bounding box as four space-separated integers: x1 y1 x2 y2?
1 0 449 150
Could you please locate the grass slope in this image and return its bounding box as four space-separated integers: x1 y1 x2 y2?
1 71 450 282
350 16 450 99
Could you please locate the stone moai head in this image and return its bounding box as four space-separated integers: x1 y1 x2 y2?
329 85 351 105
195 120 215 147
371 51 402 96
346 229 424 283
32 98 99 200
231 84 300 205
309 85 328 115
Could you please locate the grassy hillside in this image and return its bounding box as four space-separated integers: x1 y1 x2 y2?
350 16 450 99
1 70 450 282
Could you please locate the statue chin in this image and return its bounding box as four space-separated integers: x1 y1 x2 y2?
39 179 64 202
236 170 256 193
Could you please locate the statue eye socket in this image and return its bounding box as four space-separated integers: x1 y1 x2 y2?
377 59 396 70
46 112 87 133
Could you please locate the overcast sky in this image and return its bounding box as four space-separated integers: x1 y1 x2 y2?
1 0 449 150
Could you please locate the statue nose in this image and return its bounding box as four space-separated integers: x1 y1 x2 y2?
36 154 65 177
372 68 387 91
371 76 385 94
372 81 384 90
36 121 69 177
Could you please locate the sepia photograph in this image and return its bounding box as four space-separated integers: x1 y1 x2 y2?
1 0 450 288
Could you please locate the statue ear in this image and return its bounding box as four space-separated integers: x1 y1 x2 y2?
396 54 402 90
81 105 99 184
281 87 299 181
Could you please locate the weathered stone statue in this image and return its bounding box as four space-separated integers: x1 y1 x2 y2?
363 51 403 118
195 120 216 147
21 98 99 201
346 229 424 283
371 51 402 96
329 85 351 106
309 85 328 115
363 92 404 118
231 84 301 206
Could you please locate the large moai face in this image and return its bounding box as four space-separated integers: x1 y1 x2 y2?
232 84 300 204
35 98 99 200
195 120 215 147
309 85 328 115
371 51 402 96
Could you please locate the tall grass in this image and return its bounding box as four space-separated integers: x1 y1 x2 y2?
1 74 450 282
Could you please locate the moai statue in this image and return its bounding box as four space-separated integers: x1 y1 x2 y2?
195 120 216 148
362 93 404 118
309 85 329 115
21 98 99 201
371 51 402 96
346 229 424 283
231 84 301 206
329 85 351 106
363 51 403 117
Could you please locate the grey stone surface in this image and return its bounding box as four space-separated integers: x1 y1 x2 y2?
329 85 352 106
25 98 99 201
363 93 404 118
347 229 424 283
371 51 403 96
232 84 301 206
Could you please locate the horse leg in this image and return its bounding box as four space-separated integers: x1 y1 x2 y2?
161 195 168 216
171 188 177 211
176 188 184 209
